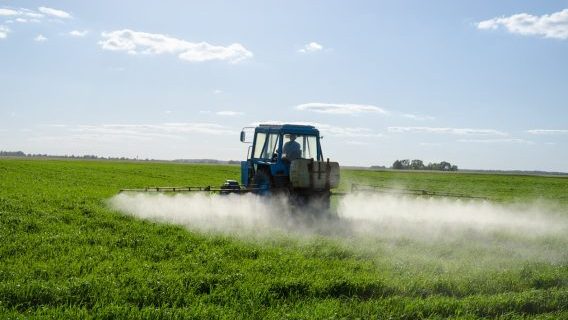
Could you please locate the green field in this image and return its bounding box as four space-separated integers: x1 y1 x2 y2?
1 159 567 319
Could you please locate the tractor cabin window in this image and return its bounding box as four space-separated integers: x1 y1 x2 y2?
253 132 280 161
253 133 266 158
283 134 318 160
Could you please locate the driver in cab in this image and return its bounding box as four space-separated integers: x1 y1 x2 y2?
282 134 301 161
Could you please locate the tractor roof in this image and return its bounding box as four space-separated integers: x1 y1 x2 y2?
257 124 319 135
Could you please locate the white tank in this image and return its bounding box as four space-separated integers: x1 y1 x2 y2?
289 159 340 190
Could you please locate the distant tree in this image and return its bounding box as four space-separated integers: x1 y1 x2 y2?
411 159 425 170
392 160 403 169
0 151 25 157
440 161 452 171
391 159 459 172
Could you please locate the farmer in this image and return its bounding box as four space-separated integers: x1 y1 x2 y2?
283 134 301 161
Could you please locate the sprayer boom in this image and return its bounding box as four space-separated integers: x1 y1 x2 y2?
347 184 486 200
119 184 265 194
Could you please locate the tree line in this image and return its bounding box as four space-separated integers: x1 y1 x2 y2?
392 159 458 171
0 150 146 161
0 150 241 164
0 151 26 157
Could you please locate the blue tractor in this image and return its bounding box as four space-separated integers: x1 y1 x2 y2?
239 124 340 208
121 123 340 210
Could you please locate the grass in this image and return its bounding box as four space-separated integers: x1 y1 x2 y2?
1 159 567 319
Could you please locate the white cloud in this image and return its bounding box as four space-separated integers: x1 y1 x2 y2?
34 34 48 42
388 126 507 136
296 102 388 115
401 113 436 121
250 121 382 138
298 42 323 53
0 6 66 39
0 25 9 39
22 10 44 19
319 124 383 138
458 138 533 144
11 17 40 24
39 123 237 143
216 111 244 116
94 123 236 135
477 9 568 40
99 29 253 63
213 89 223 94
0 7 44 19
0 8 19 16
38 6 72 19
69 30 88 37
527 129 568 135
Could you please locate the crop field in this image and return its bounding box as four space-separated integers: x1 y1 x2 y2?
1 158 567 319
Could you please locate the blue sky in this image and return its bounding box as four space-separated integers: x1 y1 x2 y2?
1 1 567 171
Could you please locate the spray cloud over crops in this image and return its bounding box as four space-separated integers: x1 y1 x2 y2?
110 193 292 234
109 192 568 264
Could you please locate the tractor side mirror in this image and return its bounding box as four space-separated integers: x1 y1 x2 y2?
240 127 254 143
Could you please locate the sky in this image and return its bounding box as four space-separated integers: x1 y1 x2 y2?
1 1 567 171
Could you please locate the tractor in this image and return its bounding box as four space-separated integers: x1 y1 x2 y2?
238 124 340 209
120 123 340 211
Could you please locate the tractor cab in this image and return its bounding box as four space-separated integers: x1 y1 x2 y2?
240 124 324 189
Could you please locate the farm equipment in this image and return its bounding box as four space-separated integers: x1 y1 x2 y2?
121 124 340 210
120 123 484 210
237 124 339 209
